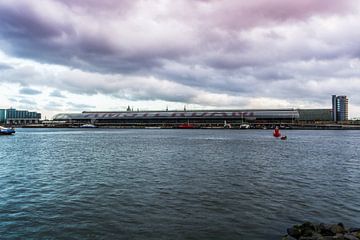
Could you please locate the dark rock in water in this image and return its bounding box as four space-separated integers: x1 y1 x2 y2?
335 233 344 239
344 233 359 240
352 232 360 239
301 222 316 237
331 223 346 234
282 235 297 240
287 222 318 239
285 222 360 240
323 236 335 240
299 232 324 240
287 225 302 239
319 223 334 236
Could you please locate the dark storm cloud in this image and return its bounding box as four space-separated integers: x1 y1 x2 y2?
0 0 183 74
19 87 42 95
0 0 354 75
0 4 67 39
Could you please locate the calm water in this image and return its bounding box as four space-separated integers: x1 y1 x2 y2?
0 129 359 239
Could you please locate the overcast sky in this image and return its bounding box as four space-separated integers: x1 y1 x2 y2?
1 0 360 118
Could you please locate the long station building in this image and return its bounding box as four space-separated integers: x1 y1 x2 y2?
52 109 333 127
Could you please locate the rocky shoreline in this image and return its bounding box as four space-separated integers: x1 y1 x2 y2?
283 222 360 240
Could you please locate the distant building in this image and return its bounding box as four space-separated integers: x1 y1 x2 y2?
297 109 332 121
332 95 349 121
0 109 6 123
52 108 333 127
0 108 41 125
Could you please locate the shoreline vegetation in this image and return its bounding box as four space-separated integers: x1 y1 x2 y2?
283 222 360 240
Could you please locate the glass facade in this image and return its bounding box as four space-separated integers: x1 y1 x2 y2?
297 109 332 121
332 95 348 121
0 109 6 123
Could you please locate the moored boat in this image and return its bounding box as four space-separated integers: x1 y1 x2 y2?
80 124 97 128
281 136 287 140
240 123 250 129
0 126 16 135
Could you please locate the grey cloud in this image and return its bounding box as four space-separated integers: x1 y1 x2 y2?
44 101 64 111
0 0 359 115
0 1 179 75
16 98 39 111
67 102 95 110
18 98 37 105
0 0 357 83
249 69 294 81
8 97 17 102
49 90 65 98
0 63 12 70
350 96 360 105
57 0 135 12
0 6 66 39
19 87 42 95
47 101 63 108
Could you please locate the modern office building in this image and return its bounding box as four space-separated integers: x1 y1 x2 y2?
332 95 349 121
0 108 41 125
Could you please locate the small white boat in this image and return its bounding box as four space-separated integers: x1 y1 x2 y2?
80 124 97 128
0 126 16 135
223 120 232 129
240 124 250 129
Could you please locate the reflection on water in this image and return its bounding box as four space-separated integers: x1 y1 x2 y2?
1 129 360 239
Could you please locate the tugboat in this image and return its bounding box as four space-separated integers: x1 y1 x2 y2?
0 126 16 135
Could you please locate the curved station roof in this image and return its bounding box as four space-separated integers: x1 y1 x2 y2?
53 109 300 121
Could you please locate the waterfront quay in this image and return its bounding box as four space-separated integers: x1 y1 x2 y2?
24 121 360 130
19 108 360 129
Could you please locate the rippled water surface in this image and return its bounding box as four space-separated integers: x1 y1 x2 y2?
1 128 360 239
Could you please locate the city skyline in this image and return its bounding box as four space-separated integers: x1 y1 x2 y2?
0 0 360 118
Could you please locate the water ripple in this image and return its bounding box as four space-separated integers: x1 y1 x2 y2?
0 129 359 239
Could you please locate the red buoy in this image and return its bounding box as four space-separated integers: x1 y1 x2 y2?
273 127 281 138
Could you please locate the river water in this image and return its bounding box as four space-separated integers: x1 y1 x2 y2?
0 129 359 239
